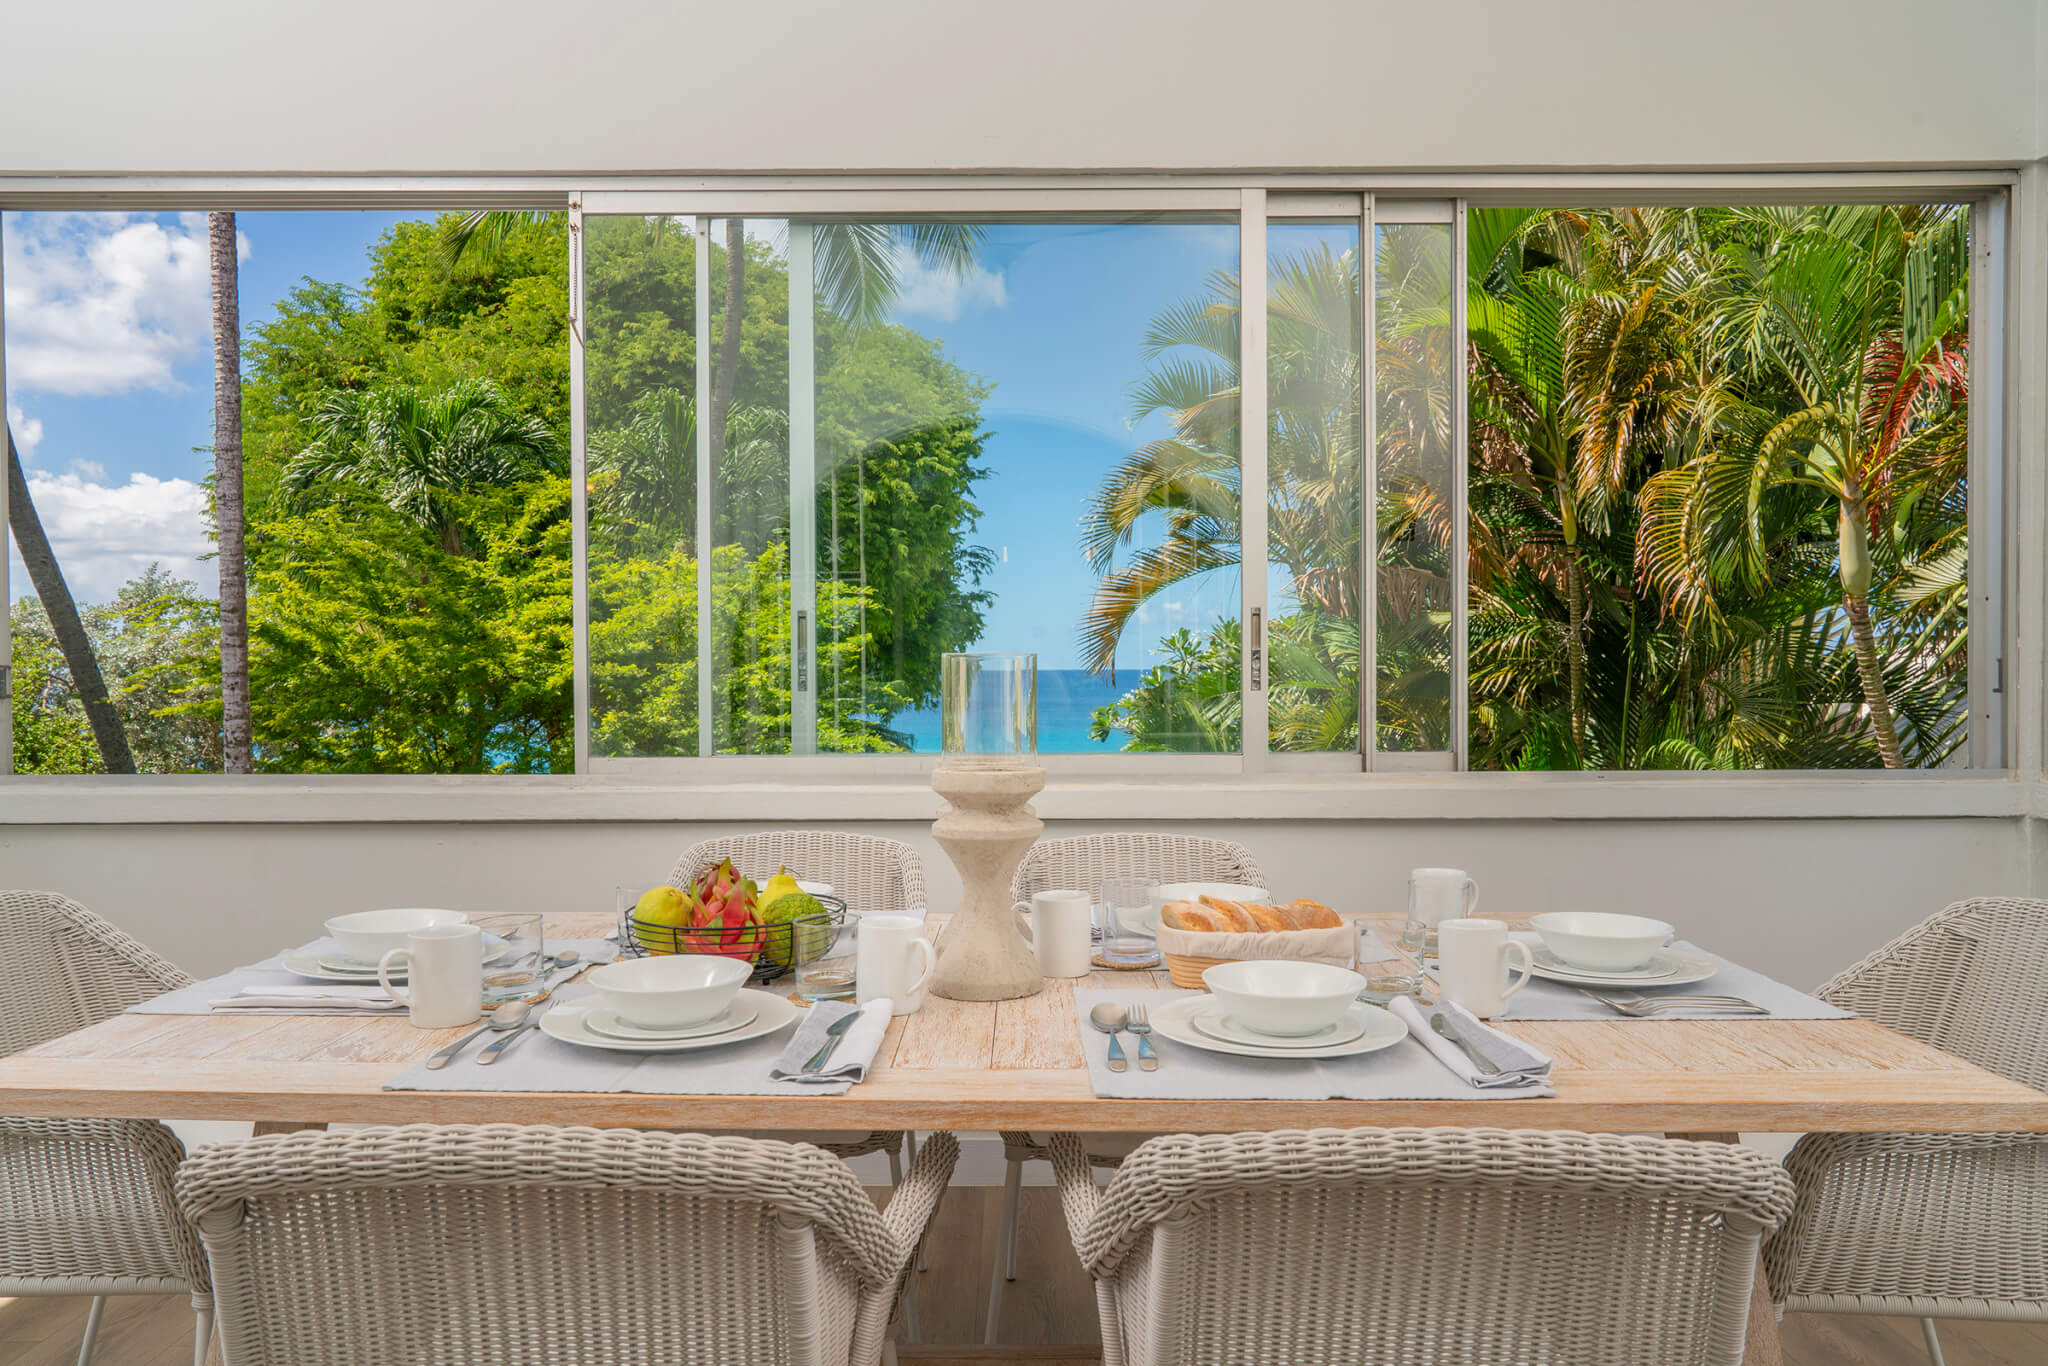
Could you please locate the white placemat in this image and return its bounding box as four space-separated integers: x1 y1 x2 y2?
1455 937 1852 1022
1073 989 1553 1101
128 939 618 1015
383 986 873 1097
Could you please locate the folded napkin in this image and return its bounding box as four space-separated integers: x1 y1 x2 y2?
767 999 892 1086
1389 996 1554 1090
211 984 401 1013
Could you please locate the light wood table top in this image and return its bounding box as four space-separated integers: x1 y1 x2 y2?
2 912 2043 1134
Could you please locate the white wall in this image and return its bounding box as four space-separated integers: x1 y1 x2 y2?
0 815 2024 989
3 0 2040 175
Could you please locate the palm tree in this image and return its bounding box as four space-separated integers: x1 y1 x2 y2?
209 211 252 773
280 379 563 553
588 386 790 551
1635 206 1970 768
6 427 135 772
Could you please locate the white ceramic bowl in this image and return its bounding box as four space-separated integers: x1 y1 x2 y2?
587 954 752 1030
1145 881 1274 936
1529 912 1674 972
324 908 468 965
1201 959 1364 1038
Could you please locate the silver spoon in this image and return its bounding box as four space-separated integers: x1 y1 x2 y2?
425 1001 530 1070
1089 1002 1130 1073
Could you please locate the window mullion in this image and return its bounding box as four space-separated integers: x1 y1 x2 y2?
568 197 590 776
1450 199 1471 770
788 222 818 756
694 217 715 759
1970 194 2008 770
1359 196 1377 771
1239 189 1270 771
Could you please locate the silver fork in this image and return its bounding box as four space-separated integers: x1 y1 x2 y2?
1579 989 1768 1017
1126 1002 1159 1071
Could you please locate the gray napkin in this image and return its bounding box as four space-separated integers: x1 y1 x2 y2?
1390 995 1554 1089
768 998 892 1085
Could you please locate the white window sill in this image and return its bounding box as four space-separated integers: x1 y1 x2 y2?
0 771 2025 824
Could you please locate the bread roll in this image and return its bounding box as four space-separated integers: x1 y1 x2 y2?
1287 898 1343 929
1166 901 1225 932
1246 903 1294 933
1198 895 1258 932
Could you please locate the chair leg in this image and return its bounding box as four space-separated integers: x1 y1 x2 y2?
905 1132 927 1272
886 1141 903 1186
193 1303 215 1366
75 1295 107 1366
984 1156 1024 1344
881 1340 899 1366
1920 1318 1947 1366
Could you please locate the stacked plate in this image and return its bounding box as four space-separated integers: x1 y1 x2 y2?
1144 996 1409 1060
1525 944 1717 988
539 988 799 1053
280 934 510 985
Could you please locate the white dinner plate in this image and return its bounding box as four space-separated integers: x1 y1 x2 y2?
1147 996 1407 1061
1527 947 1717 988
581 1003 761 1043
1191 1009 1369 1050
284 936 510 983
539 988 799 1054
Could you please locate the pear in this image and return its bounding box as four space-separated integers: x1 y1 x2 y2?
630 885 691 954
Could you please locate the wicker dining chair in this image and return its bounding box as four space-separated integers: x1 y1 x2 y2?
668 832 932 1332
1764 896 2048 1365
1052 1127 1794 1366
987 834 1265 1341
176 1124 959 1366
0 890 213 1366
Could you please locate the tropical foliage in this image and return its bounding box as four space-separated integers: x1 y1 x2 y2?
1090 205 1969 769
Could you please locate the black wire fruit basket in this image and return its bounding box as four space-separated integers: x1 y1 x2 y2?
619 895 849 984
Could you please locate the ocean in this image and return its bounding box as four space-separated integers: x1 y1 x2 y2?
888 668 1131 753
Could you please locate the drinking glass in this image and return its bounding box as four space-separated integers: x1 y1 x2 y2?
474 912 546 1004
939 652 1038 768
1097 876 1162 969
1399 867 1479 957
797 915 858 1002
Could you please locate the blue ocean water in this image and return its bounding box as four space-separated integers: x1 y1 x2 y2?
890 668 1131 753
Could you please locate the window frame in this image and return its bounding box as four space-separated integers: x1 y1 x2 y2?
0 169 2022 814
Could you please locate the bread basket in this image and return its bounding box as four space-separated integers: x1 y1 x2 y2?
1155 922 1357 988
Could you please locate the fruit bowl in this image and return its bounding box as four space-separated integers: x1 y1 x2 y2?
620 896 849 984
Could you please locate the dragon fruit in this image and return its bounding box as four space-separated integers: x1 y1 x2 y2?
686 858 763 961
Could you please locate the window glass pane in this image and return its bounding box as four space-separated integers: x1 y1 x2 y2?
1265 222 1363 753
7 209 572 774
811 219 1243 756
1374 222 1457 752
1465 205 1970 769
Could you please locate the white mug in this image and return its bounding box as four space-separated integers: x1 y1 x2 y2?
1017 889 1092 978
856 914 936 1016
377 922 483 1030
1437 917 1533 1020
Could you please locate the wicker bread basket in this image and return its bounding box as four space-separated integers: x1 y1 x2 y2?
1154 922 1357 988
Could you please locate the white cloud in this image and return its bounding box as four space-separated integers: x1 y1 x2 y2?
888 244 1008 322
1 211 247 397
7 469 212 603
6 403 43 460
68 458 106 482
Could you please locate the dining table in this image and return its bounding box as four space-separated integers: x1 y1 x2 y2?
5 909 2046 1365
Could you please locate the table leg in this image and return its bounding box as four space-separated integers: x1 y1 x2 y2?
251 1120 328 1136
1672 1132 1783 1366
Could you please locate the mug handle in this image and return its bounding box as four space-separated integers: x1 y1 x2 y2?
905 936 937 999
1011 901 1035 946
1500 939 1534 1000
377 949 414 1007
1463 878 1481 915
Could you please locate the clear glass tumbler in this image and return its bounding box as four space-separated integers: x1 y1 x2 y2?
939 652 1038 768
1097 876 1163 969
474 912 546 1004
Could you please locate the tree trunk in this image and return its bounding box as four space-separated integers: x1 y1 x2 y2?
1565 556 1587 762
210 212 253 773
1843 592 1906 769
6 428 135 773
709 217 746 492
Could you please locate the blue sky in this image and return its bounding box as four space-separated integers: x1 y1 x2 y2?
7 211 1348 672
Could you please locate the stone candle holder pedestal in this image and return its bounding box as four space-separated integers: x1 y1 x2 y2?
929 764 1045 1002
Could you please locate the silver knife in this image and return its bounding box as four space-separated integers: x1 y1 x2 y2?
1429 1010 1508 1075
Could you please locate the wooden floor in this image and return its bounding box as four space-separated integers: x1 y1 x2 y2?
5 1186 2041 1364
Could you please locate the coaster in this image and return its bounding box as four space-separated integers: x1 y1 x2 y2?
1091 950 1162 971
